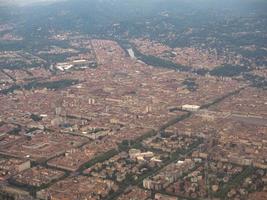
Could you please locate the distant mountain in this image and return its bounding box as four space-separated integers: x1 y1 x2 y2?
1 0 267 50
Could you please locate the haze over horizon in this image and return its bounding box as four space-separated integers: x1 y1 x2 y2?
0 0 64 6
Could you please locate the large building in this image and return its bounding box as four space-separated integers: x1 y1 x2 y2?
182 104 200 112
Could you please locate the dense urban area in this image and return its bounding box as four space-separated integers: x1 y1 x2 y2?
0 0 266 200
